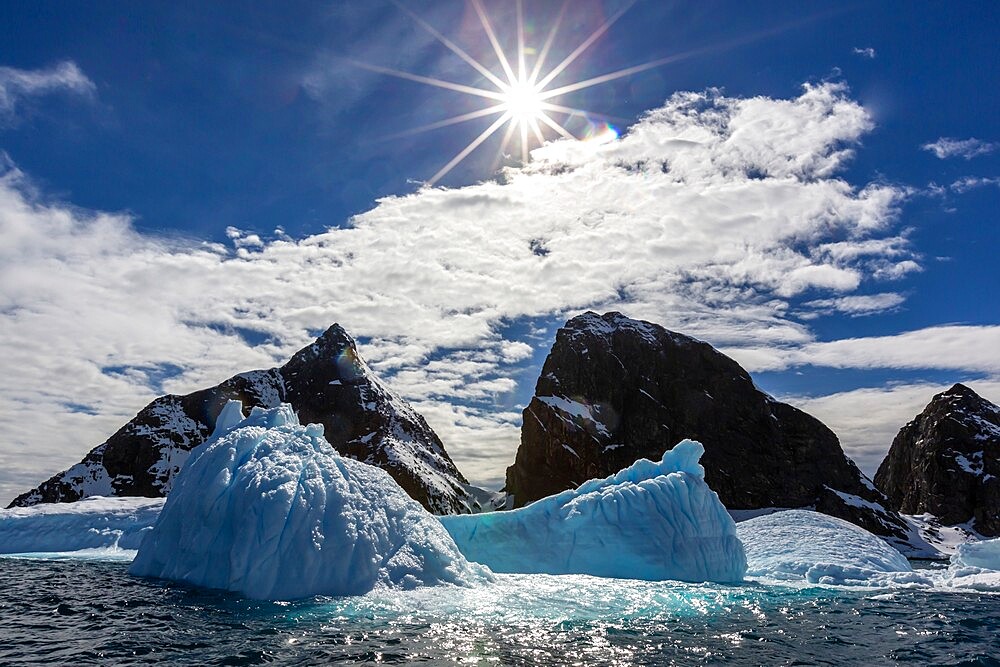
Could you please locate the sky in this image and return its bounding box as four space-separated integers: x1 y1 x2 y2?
0 0 998 505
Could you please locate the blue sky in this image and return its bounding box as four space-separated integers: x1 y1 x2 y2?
0 0 998 503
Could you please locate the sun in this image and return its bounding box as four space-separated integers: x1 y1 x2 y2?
350 0 674 185
502 81 545 125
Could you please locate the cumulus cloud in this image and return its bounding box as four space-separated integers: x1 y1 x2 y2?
0 61 95 125
852 47 876 59
0 82 926 503
922 137 997 160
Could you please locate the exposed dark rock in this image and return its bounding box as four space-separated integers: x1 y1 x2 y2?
10 325 475 514
505 311 909 541
874 383 1000 536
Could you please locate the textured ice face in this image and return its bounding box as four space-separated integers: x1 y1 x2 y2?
440 439 747 583
129 401 489 600
737 510 921 586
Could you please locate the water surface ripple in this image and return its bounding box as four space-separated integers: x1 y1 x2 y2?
2 558 999 665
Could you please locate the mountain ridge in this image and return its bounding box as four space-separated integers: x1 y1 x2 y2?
875 383 1000 536
10 325 477 514
504 311 911 543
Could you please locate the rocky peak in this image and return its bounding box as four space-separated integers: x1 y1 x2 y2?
936 383 998 416
11 325 475 515
874 383 1000 535
505 311 909 542
286 325 360 371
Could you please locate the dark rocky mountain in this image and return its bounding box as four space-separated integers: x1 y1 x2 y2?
874 383 1000 536
10 325 477 514
505 311 910 542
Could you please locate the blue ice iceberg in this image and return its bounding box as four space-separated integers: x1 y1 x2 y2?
130 401 489 599
439 440 747 583
0 496 162 556
736 510 925 586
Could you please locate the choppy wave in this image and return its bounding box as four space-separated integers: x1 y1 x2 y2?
3 557 1000 665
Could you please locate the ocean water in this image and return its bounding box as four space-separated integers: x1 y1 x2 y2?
2 557 999 666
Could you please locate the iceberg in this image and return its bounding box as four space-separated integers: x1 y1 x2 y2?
951 538 1000 571
130 401 489 599
0 496 162 555
439 440 747 583
737 510 925 586
938 538 1000 591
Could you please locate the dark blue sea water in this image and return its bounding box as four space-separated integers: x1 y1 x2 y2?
2 557 999 666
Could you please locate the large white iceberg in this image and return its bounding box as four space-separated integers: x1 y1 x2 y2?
439 440 747 583
129 401 489 599
0 496 162 556
736 510 925 586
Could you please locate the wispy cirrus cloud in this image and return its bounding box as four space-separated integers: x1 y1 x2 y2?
801 292 906 318
852 47 876 59
0 82 936 502
0 61 95 125
950 176 1000 193
922 136 997 160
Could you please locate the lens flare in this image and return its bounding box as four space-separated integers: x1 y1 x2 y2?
358 0 653 185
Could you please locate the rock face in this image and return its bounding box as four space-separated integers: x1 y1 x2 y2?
505 311 909 541
10 325 475 514
874 383 1000 536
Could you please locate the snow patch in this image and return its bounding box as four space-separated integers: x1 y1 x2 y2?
953 451 984 475
536 394 611 436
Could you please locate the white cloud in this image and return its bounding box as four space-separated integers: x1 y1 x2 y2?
922 137 997 160
852 47 876 59
802 292 905 318
950 176 1000 193
0 61 95 124
726 325 1000 375
0 82 929 503
791 379 1000 477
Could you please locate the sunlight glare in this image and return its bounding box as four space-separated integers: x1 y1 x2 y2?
362 0 667 185
502 82 545 124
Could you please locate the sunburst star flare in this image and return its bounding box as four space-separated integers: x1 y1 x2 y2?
357 0 661 185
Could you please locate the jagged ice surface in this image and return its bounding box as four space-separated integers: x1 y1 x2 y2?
129 402 489 599
440 440 747 583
